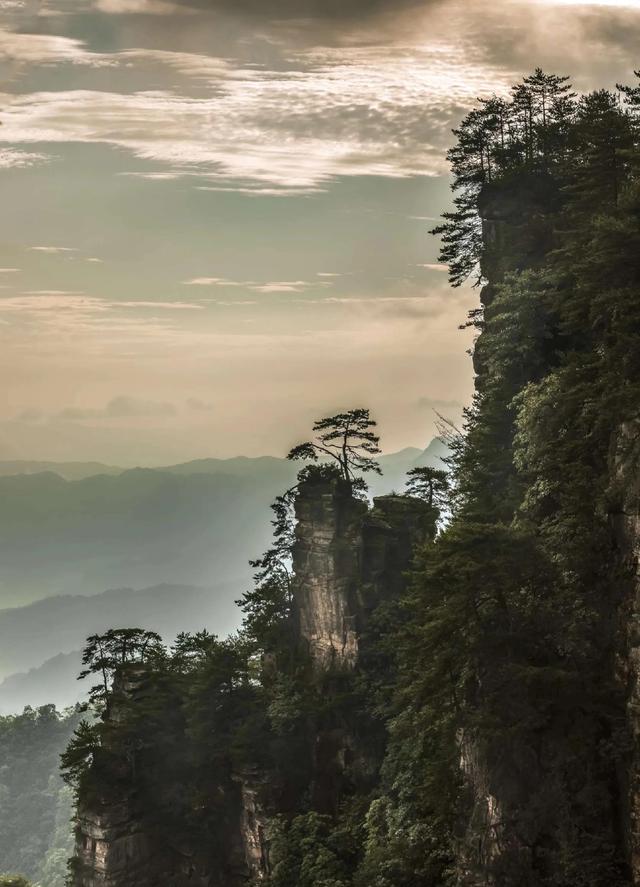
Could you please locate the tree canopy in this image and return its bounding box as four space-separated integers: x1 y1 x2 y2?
287 409 381 492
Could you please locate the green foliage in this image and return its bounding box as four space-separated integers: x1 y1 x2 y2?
404 466 450 512
60 720 101 791
0 876 34 887
412 67 640 886
0 706 82 886
269 813 353 887
239 489 297 656
287 409 381 492
78 628 165 713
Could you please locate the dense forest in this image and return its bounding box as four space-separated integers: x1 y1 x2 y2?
58 68 640 886
0 706 83 887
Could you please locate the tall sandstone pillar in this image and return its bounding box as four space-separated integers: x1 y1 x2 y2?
292 472 434 668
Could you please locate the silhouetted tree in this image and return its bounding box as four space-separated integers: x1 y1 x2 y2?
405 466 450 511
287 409 381 492
238 485 299 653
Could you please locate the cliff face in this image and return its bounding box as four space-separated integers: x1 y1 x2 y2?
293 476 367 667
293 475 433 667
71 476 433 887
72 804 153 887
613 421 640 880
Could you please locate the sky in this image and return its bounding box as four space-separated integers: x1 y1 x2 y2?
1 0 640 464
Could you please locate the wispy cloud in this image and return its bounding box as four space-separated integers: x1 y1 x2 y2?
416 263 448 272
252 281 312 294
0 35 513 189
183 277 236 286
0 148 50 169
119 300 204 309
95 0 187 13
0 293 204 319
29 246 79 253
0 29 117 66
183 276 331 293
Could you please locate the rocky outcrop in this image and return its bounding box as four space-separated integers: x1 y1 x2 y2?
293 476 367 667
456 731 503 886
293 475 434 668
236 769 271 882
612 420 640 880
71 476 434 887
72 804 154 887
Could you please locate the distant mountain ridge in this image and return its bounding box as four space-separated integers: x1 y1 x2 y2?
0 440 448 608
0 440 449 712
0 460 122 480
0 582 240 679
0 651 85 715
0 440 448 484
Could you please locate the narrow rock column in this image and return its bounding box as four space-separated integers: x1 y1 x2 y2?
292 474 368 667
612 420 640 881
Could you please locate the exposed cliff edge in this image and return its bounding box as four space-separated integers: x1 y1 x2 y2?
68 476 434 887
613 421 640 882
293 474 432 668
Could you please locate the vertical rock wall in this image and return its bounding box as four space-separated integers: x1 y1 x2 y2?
72 804 154 887
236 770 271 882
613 421 640 881
292 475 368 667
72 476 434 887
293 475 434 668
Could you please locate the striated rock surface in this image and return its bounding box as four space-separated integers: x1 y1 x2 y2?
71 476 434 887
612 420 640 880
73 804 153 887
236 769 271 882
456 731 503 887
293 475 433 668
292 475 368 667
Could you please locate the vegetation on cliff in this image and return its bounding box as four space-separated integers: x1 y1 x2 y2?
64 68 640 886
0 706 83 887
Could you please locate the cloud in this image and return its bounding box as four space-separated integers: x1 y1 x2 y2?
183 277 233 286
0 268 20 273
56 395 177 421
166 0 426 18
95 0 186 12
416 263 448 272
252 281 311 293
2 0 640 195
0 294 204 332
29 246 78 253
119 300 204 309
0 148 50 169
0 29 117 67
196 185 321 196
183 276 330 293
0 34 512 188
86 257 103 263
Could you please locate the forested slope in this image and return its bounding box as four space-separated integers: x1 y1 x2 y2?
63 69 640 887
0 706 83 887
